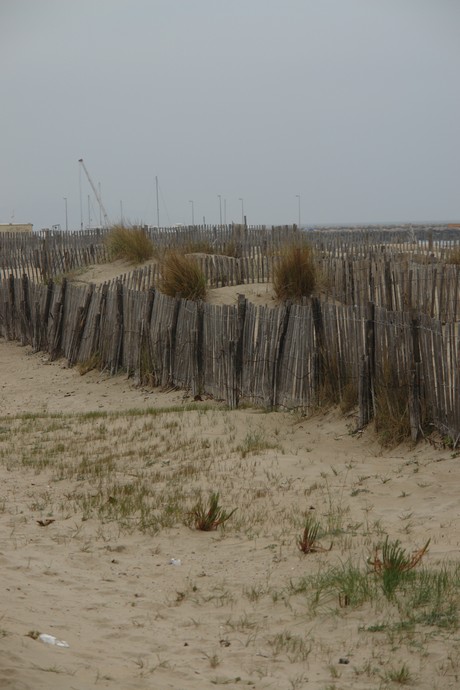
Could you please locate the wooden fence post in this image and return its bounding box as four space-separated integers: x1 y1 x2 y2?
167 296 181 387
110 280 124 374
227 339 238 409
50 278 67 360
312 297 325 402
69 284 94 366
234 294 247 407
192 299 204 398
452 267 459 323
40 234 50 281
348 259 355 305
20 273 32 345
272 300 291 409
358 355 371 429
358 303 375 428
33 298 41 351
428 230 433 252
366 301 376 419
38 279 54 352
90 282 108 362
7 274 16 340
138 287 156 386
409 316 422 442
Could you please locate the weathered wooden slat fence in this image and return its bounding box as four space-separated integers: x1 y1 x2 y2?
1 274 459 444
3 225 458 322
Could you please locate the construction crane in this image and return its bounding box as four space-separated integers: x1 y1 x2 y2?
78 158 110 227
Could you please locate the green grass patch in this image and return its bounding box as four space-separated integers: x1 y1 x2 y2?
288 557 460 634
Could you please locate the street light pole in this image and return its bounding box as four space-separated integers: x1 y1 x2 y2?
63 197 68 232
218 194 222 226
78 164 83 230
296 194 301 228
189 200 195 225
98 183 102 227
238 197 244 225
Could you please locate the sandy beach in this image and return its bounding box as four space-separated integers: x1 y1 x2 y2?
0 265 459 690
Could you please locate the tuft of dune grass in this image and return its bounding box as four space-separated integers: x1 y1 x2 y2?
159 251 207 300
273 243 316 302
105 224 155 264
445 245 460 265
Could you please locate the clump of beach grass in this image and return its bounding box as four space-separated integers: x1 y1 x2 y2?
369 536 430 597
189 492 236 531
105 224 155 264
445 245 460 265
297 516 332 554
273 243 316 302
374 358 411 446
159 251 207 300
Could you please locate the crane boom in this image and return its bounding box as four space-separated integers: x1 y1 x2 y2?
78 158 110 227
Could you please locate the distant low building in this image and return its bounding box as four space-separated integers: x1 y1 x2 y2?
0 223 33 233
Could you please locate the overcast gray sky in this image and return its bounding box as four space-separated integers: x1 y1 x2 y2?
1 0 459 230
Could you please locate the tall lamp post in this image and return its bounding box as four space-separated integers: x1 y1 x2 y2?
238 197 244 225
218 194 222 226
296 194 301 228
189 200 195 225
63 197 68 232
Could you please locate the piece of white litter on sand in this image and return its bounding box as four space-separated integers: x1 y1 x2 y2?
38 633 70 648
169 558 181 566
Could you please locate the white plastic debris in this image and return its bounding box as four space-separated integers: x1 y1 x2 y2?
169 558 181 566
38 633 70 648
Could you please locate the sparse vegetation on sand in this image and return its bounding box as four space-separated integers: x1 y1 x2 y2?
1 376 460 689
105 223 155 264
